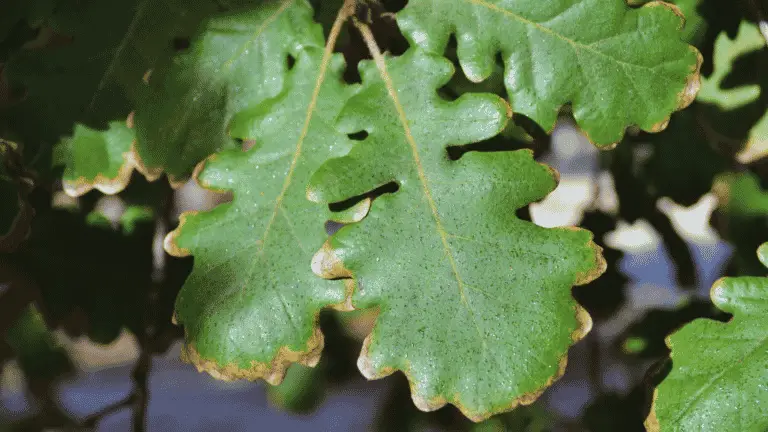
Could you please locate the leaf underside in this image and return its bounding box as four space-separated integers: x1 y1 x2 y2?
165 4 364 383
647 243 768 432
309 48 605 421
397 0 702 145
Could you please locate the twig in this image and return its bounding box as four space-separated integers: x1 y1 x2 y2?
130 183 175 432
80 394 136 428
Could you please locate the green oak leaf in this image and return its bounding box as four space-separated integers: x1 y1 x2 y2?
308 48 605 421
164 34 366 382
698 21 764 110
396 0 702 146
629 0 705 44
646 243 768 432
134 0 324 183
696 22 768 162
53 121 135 197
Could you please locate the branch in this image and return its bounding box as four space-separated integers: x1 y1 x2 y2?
80 395 136 428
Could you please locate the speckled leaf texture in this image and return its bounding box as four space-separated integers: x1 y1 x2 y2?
53 121 135 197
163 9 364 383
308 48 606 421
134 0 323 183
397 0 702 146
647 243 768 432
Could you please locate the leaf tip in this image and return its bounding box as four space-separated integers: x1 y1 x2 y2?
573 230 607 286
164 213 194 257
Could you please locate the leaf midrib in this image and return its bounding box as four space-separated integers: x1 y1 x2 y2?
164 0 295 170
465 0 680 73
367 50 488 347
240 2 350 298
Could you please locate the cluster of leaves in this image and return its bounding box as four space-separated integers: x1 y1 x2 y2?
1 0 767 430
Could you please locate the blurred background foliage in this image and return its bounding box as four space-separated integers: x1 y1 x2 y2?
1 0 767 430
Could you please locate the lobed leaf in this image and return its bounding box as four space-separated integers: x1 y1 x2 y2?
165 5 363 383
309 48 605 421
397 0 702 146
53 121 135 197
134 0 324 183
646 243 768 432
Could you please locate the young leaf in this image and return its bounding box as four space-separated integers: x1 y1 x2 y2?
53 121 135 197
134 0 325 183
164 5 363 384
308 47 606 421
646 243 768 432
396 0 702 146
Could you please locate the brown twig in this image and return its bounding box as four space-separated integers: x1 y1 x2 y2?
130 182 175 432
80 394 136 429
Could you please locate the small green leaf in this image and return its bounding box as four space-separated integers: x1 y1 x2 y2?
134 0 325 183
713 171 768 218
120 205 154 235
397 0 702 145
647 243 768 432
53 121 135 197
165 18 362 382
309 48 605 421
697 21 764 109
